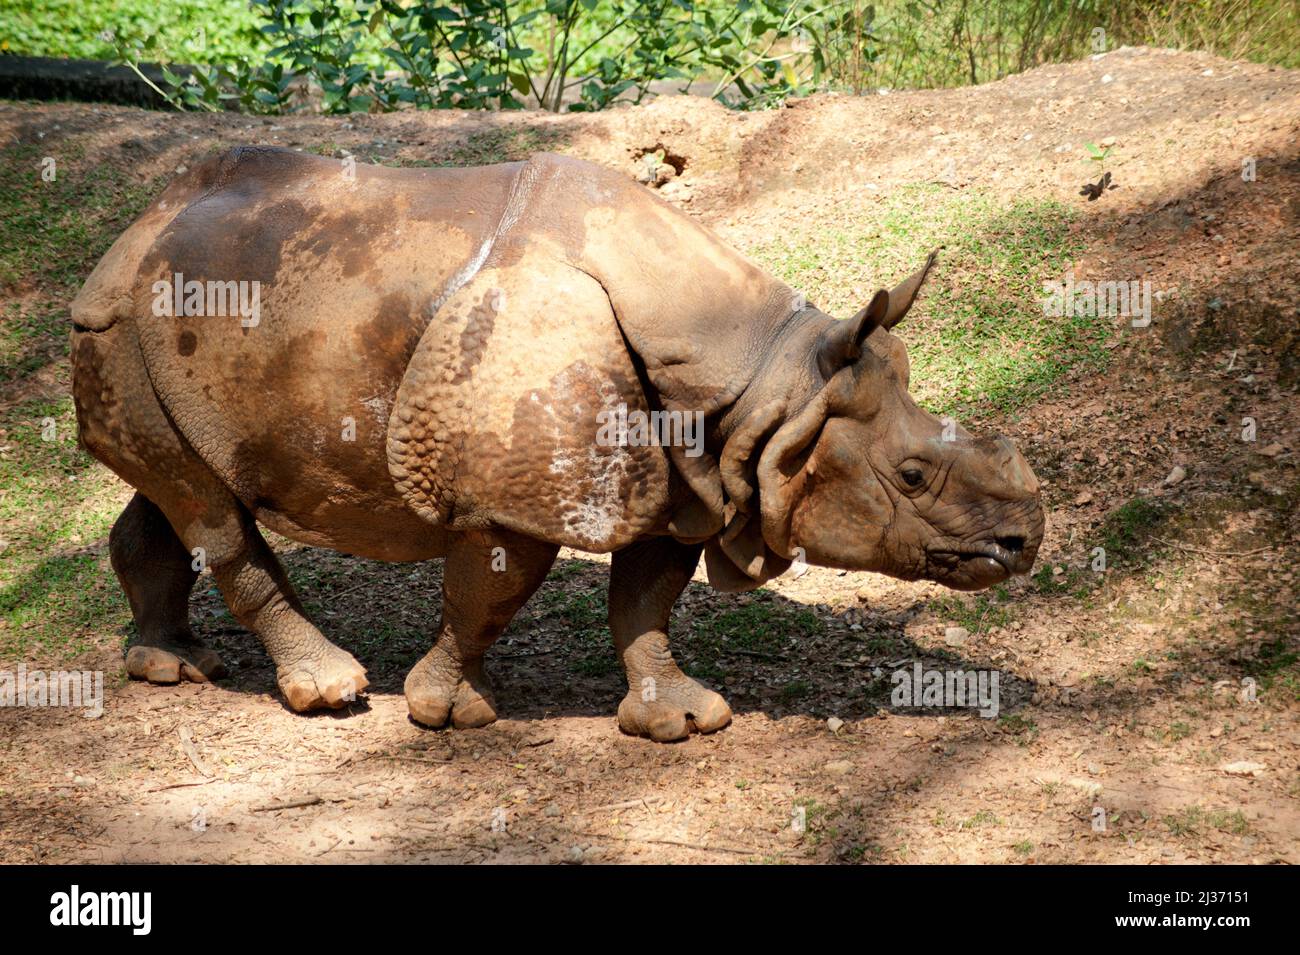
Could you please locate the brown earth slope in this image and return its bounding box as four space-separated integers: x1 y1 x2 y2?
0 46 1296 863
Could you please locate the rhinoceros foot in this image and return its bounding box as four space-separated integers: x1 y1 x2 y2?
275 646 369 712
617 679 733 742
125 638 227 685
404 647 498 729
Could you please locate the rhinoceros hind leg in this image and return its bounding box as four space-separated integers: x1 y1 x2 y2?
406 530 557 729
609 538 733 742
203 512 369 712
111 492 226 684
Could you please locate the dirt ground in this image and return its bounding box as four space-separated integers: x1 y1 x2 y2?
1 45 1297 863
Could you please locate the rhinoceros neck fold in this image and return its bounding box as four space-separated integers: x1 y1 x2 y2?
427 159 540 316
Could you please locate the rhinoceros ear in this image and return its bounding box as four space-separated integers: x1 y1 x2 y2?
881 248 939 330
815 289 888 380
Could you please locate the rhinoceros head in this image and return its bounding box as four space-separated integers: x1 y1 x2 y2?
716 252 1044 593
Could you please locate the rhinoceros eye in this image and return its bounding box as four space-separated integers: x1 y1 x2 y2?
901 468 925 488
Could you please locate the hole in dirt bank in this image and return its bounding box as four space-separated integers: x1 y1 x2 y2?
635 143 688 175
632 144 689 187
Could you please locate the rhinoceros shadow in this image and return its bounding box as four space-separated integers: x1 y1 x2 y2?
184 548 1040 726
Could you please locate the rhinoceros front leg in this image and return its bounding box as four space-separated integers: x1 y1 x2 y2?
405 530 558 729
609 538 732 741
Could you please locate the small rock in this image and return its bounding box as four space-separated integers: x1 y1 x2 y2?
1258 443 1284 457
1073 490 1093 505
826 716 845 734
1165 465 1186 486
944 626 970 647
824 760 853 775
1221 761 1265 777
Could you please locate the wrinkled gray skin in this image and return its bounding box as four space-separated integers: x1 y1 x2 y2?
71 148 1044 741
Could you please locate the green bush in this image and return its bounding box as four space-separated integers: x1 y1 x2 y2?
5 0 1297 112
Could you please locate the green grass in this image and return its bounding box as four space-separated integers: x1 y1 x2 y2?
530 586 613 676
746 185 1103 418
929 587 1013 634
0 142 158 296
0 142 159 391
438 128 569 167
1 0 264 64
1097 496 1170 569
958 809 1001 830
1164 806 1250 839
682 592 819 682
0 396 126 658
1255 638 1300 701
0 138 161 660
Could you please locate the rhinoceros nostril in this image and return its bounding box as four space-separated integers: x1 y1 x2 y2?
996 536 1025 555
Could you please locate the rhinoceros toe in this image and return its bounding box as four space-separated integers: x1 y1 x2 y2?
276 648 368 712
617 679 733 741
126 642 227 684
405 650 498 729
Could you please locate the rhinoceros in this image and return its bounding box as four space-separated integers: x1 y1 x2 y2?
71 147 1043 740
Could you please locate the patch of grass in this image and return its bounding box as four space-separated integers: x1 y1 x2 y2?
928 588 1011 634
0 142 159 297
959 809 1001 830
1031 563 1096 598
778 679 812 702
747 185 1102 417
1254 638 1300 701
1097 496 1171 569
1163 806 1250 839
435 128 569 168
792 796 832 845
533 587 613 676
0 141 160 391
0 136 164 661
681 591 819 681
997 712 1038 743
0 396 127 659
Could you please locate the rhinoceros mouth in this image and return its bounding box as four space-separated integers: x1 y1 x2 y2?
926 541 1025 591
